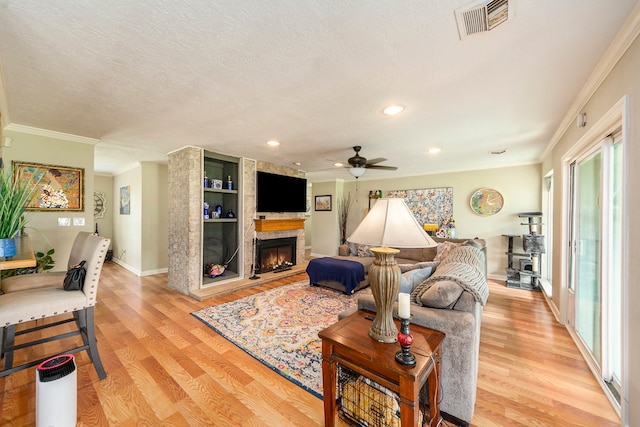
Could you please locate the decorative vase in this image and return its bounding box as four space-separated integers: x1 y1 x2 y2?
367 247 401 343
0 238 17 258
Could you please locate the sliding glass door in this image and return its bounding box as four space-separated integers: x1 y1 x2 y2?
571 150 602 363
568 133 623 399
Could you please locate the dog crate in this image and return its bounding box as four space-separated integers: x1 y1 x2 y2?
337 365 428 427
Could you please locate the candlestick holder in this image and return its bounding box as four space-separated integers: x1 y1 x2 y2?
395 317 416 366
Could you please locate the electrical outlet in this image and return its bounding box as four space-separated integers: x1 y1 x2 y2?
73 217 85 226
58 218 71 227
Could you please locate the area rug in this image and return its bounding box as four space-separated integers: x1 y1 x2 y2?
191 280 368 398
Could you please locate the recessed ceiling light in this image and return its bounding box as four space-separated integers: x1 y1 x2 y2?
382 105 405 115
428 147 442 154
266 140 280 146
334 162 344 167
293 162 301 166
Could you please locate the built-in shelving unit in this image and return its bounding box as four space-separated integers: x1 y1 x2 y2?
503 212 544 291
202 151 242 287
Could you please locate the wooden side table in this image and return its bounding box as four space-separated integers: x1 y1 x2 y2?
319 310 444 427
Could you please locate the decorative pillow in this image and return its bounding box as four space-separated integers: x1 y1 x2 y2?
433 241 460 262
398 267 433 294
419 280 464 308
413 261 440 271
356 244 374 257
347 241 358 256
398 263 419 273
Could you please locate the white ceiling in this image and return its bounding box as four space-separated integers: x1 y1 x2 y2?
0 0 637 182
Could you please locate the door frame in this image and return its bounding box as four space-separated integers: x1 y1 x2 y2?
560 96 629 418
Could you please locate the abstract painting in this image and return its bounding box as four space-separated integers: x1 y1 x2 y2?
387 187 453 228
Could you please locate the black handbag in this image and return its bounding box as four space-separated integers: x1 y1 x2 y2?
63 260 86 291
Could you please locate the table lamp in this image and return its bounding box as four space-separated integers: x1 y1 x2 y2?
348 198 437 342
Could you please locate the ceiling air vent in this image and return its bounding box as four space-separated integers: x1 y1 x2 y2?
455 0 512 39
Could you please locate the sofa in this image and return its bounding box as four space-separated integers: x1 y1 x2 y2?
337 237 488 426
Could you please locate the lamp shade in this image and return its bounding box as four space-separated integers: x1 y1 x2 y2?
349 167 366 178
348 198 436 248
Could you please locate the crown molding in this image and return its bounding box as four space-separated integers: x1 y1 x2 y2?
4 123 99 145
540 1 640 161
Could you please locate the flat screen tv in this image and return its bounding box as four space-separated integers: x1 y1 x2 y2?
256 171 307 213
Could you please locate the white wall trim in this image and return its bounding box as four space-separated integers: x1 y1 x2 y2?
4 123 100 145
141 267 168 276
541 2 640 161
112 258 141 276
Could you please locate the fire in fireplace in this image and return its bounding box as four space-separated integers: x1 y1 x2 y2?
256 237 297 274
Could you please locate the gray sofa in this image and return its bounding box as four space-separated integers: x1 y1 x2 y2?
338 237 488 426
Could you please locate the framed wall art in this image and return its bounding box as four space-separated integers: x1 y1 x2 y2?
120 185 131 215
315 195 332 211
387 187 453 228
470 188 504 216
12 161 84 211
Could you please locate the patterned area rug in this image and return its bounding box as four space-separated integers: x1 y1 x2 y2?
191 280 367 398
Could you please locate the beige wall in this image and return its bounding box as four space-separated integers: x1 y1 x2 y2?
310 180 344 257
112 162 168 275
112 165 142 273
141 162 168 273
310 164 541 278
94 174 113 240
542 33 640 425
1 128 95 271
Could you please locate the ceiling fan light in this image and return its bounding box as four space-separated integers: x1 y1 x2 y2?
349 167 366 178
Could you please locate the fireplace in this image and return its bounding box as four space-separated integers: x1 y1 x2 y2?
255 237 297 274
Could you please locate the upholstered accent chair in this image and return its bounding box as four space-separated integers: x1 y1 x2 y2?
1 231 92 294
0 234 110 379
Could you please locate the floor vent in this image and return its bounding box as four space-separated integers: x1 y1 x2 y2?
455 0 512 39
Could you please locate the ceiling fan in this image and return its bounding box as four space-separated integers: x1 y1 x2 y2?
342 146 398 178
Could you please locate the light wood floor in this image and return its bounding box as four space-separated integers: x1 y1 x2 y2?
0 263 620 426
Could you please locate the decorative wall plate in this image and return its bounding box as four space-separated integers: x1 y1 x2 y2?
470 188 503 216
94 191 106 219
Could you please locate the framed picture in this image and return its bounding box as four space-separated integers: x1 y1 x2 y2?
12 161 84 211
315 195 332 211
470 188 504 216
120 185 131 215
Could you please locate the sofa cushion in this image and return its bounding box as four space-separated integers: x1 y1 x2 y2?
420 280 464 308
395 247 437 262
399 267 433 294
398 260 440 273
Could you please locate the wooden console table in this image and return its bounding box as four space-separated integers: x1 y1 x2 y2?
319 310 444 427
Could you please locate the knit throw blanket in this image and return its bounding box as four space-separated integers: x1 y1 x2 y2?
412 246 489 306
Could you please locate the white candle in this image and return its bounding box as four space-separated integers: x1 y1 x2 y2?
398 293 411 319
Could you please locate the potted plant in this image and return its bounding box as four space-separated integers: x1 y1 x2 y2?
0 165 39 257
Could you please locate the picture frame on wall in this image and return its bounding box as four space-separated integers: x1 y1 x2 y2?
12 161 84 212
315 195 332 211
120 185 131 215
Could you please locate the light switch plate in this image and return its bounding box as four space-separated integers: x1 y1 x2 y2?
58 218 71 227
73 217 85 226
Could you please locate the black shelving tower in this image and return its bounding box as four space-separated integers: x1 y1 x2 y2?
502 212 544 291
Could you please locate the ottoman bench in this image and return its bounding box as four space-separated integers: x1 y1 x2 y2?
306 257 367 295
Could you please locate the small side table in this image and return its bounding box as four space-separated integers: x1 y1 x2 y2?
319 310 444 427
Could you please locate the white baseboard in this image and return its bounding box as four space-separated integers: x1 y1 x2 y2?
111 259 167 277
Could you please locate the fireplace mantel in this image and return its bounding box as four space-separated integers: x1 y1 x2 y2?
254 218 305 232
